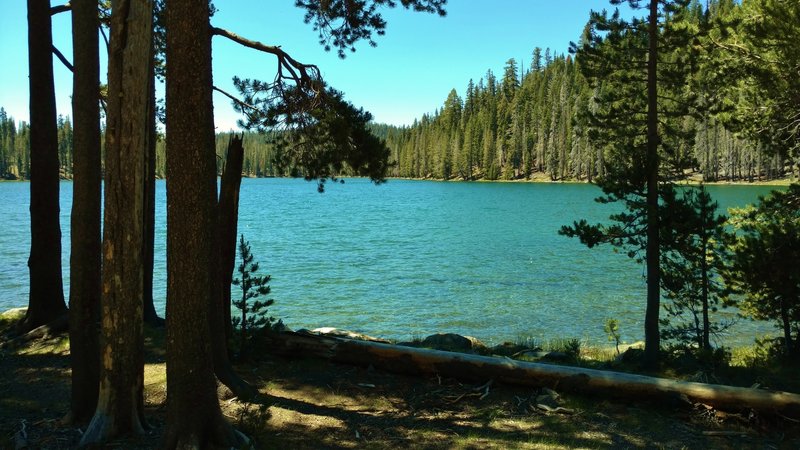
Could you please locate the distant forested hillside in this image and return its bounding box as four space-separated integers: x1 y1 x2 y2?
376 0 795 183
3 1 795 183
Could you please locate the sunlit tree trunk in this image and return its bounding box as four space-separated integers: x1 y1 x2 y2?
80 0 152 444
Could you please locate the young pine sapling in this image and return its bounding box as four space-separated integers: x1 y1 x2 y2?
232 234 274 360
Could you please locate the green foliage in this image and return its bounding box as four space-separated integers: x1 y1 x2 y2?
231 80 392 192
0 109 74 180
377 0 792 183
723 184 800 355
709 0 800 162
232 234 275 360
604 318 622 355
295 0 446 58
659 184 731 350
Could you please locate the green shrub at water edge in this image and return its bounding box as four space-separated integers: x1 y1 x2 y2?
232 234 275 361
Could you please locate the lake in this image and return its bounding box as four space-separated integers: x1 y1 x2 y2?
0 178 782 347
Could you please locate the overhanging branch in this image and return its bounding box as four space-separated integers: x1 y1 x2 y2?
210 26 321 93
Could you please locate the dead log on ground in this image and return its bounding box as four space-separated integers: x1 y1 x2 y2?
264 331 800 417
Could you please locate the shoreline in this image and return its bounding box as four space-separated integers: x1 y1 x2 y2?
2 174 794 187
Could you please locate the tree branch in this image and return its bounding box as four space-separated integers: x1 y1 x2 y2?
51 2 71 15
52 45 73 72
213 85 257 111
210 26 321 93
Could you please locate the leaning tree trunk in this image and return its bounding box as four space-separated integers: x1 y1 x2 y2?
23 0 68 334
68 0 102 425
643 0 661 367
218 134 244 341
211 134 257 399
164 0 247 447
80 0 152 445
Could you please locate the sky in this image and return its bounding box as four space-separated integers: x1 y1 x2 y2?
0 1 636 130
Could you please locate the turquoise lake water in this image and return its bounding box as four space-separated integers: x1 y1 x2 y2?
0 179 783 346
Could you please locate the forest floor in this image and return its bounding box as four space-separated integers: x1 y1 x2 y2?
2 313 799 449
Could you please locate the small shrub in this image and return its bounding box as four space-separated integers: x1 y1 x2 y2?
232 234 275 361
603 318 622 355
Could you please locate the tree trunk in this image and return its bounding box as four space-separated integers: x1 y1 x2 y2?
80 0 152 444
68 0 102 425
218 134 245 341
211 134 257 399
164 1 247 447
700 189 710 350
23 0 68 334
644 0 661 367
265 331 800 417
143 31 163 327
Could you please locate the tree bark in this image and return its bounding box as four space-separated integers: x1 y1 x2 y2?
211 134 257 399
80 0 152 444
644 0 661 367
68 0 102 425
218 134 244 342
143 28 163 327
165 0 247 447
23 0 68 334
265 331 800 417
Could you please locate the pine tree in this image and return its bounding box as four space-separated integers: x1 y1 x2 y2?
724 184 800 356
660 184 729 350
561 0 698 366
231 235 275 361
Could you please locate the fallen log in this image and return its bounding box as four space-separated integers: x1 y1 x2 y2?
263 331 800 417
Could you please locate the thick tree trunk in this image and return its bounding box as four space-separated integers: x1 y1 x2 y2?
266 332 800 417
80 0 152 444
165 1 247 447
68 0 102 425
23 0 68 334
644 0 661 367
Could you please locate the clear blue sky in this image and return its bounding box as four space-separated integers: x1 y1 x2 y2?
0 1 634 129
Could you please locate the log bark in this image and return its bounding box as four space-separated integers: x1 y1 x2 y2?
264 331 800 417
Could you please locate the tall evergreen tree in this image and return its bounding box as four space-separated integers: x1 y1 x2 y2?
561 0 697 366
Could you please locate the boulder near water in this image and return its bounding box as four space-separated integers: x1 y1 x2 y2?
421 333 487 353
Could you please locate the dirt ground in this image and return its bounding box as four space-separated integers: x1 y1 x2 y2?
1 326 799 449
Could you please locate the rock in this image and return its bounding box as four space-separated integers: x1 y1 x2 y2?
490 341 542 357
421 333 486 353
541 351 572 362
617 347 644 364
308 327 391 344
1 307 27 319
